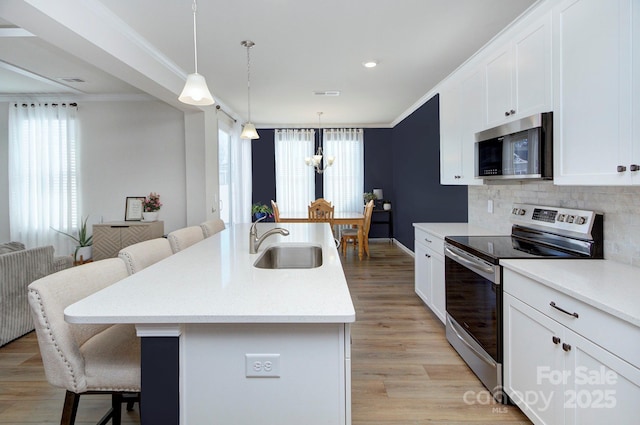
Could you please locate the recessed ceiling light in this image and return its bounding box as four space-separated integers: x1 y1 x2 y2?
362 61 378 68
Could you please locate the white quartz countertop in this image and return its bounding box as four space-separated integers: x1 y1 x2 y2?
65 223 355 325
501 259 640 328
413 222 503 239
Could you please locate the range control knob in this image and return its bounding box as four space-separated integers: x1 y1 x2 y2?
575 216 587 225
518 208 526 215
557 214 566 222
566 215 575 223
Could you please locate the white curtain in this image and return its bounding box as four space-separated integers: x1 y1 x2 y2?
323 128 364 213
219 116 252 224
274 129 315 215
8 102 78 254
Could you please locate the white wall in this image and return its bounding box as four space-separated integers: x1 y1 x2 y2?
78 101 186 234
0 100 191 243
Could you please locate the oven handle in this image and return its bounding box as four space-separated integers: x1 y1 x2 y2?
447 315 497 368
445 245 494 275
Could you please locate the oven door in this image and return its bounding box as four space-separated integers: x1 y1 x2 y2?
444 243 503 400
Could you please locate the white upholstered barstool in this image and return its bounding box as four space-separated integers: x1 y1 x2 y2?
167 226 205 253
27 258 140 425
200 219 225 238
118 237 173 275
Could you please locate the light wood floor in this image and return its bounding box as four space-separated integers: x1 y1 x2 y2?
0 241 531 424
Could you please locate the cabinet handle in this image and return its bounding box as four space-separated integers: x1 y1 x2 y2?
549 301 579 318
562 343 572 352
505 111 510 117
425 253 431 258
424 238 432 243
617 165 627 172
510 109 516 115
552 336 561 345
631 164 640 172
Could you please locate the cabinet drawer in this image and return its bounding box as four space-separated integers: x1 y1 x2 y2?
504 268 640 367
414 228 444 254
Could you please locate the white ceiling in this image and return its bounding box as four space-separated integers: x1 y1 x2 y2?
0 0 537 127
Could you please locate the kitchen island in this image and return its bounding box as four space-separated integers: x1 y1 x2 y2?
65 223 356 425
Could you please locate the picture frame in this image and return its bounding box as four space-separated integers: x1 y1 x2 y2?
125 197 145 221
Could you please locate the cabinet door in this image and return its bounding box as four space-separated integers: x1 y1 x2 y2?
504 293 565 425
439 83 463 184
414 241 432 306
553 0 633 185
429 251 446 324
485 44 513 127
564 330 640 425
514 14 552 118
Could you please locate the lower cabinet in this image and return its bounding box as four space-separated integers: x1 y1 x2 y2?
503 269 640 425
414 228 446 324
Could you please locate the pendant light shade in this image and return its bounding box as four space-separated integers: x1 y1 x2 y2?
179 73 214 105
240 40 259 139
240 122 259 139
179 0 214 106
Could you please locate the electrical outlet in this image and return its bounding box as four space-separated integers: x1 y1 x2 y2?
245 354 280 378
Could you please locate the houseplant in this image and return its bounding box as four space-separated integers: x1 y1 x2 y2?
363 192 378 204
251 202 273 220
52 215 93 261
142 192 162 222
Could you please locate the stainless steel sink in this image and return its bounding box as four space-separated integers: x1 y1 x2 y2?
253 244 323 269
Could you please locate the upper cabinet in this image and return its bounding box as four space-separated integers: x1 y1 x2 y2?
485 13 553 128
440 68 485 186
553 0 638 185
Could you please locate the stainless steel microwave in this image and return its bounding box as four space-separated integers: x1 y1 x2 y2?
475 112 553 180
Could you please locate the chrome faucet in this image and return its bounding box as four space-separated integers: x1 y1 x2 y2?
249 215 290 254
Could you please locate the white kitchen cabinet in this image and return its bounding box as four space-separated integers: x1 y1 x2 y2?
485 12 552 128
439 68 485 186
552 0 638 185
503 269 640 425
414 228 446 324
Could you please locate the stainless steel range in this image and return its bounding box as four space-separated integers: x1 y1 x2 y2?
443 203 603 403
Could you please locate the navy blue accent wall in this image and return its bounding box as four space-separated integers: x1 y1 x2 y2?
251 129 276 207
250 94 468 251
392 94 467 250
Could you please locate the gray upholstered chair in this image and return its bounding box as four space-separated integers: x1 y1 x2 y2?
200 219 225 238
118 237 173 275
27 258 140 425
167 226 205 253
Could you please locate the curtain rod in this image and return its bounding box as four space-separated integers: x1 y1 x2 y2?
14 102 78 108
215 105 236 122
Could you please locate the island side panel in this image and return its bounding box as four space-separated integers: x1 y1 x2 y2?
181 323 349 425
141 336 180 425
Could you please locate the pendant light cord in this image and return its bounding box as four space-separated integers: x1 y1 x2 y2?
245 42 252 122
192 0 199 73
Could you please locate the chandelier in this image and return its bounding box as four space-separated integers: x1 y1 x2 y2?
178 0 214 106
240 40 259 139
305 112 335 174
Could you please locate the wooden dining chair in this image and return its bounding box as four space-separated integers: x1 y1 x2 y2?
271 200 281 222
341 200 375 257
308 198 334 221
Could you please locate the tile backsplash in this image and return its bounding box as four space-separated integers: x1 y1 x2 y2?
468 182 640 267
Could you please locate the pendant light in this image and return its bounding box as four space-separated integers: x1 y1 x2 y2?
240 40 260 139
179 0 214 106
305 112 335 174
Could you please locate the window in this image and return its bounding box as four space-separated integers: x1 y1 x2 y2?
274 129 315 215
218 116 252 224
323 129 364 213
8 102 78 254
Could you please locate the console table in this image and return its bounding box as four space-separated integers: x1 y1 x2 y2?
371 209 393 242
93 221 164 260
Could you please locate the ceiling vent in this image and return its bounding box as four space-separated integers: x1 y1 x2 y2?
313 90 340 97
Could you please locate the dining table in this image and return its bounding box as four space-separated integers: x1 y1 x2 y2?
278 211 366 260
